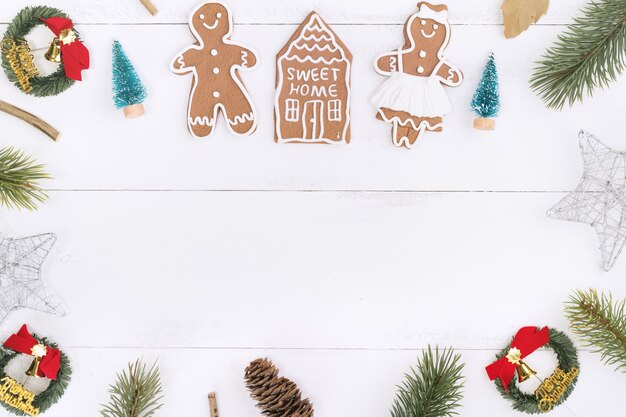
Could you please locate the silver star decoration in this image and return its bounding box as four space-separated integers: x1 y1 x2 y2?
548 131 626 271
0 233 65 321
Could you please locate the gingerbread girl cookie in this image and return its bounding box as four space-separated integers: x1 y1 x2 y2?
371 2 463 149
171 1 259 139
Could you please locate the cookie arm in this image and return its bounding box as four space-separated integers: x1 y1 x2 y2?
171 47 199 74
375 52 400 75
436 62 463 86
238 46 258 69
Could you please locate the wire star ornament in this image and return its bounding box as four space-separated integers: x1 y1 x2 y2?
548 131 626 271
0 233 65 321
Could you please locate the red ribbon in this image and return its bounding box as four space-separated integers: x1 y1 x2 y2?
486 326 550 392
40 17 90 81
3 325 61 380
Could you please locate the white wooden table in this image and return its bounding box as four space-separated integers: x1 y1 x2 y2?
1 1 625 416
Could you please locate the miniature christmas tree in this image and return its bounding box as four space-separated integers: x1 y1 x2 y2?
112 40 148 118
471 53 500 130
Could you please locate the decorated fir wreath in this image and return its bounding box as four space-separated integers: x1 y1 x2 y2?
1 5 89 97
486 326 579 414
0 325 71 416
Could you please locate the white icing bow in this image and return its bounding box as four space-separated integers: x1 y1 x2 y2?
417 4 448 24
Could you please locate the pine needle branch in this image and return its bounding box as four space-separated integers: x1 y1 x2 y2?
530 0 626 110
391 346 465 417
565 289 626 373
101 359 164 417
0 147 50 210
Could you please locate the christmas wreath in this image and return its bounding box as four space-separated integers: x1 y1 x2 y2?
486 327 579 414
1 5 89 97
0 325 71 416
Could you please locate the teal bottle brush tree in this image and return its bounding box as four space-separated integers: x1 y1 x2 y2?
471 53 500 130
112 40 148 118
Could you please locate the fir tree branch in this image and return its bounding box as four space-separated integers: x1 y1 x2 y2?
390 346 465 417
0 147 49 211
101 359 164 417
530 0 626 110
565 289 626 373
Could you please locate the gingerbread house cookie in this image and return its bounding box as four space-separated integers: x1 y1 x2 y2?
275 12 352 145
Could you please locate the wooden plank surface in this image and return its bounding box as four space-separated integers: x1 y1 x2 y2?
0 0 591 24
0 0 625 416
1 23 623 192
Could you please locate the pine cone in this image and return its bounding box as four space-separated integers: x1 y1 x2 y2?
245 358 314 417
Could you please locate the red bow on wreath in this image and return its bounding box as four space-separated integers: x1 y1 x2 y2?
3 324 61 380
40 17 90 81
485 326 550 392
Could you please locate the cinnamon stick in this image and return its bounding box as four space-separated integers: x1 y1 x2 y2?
208 392 219 417
139 0 159 16
0 100 59 141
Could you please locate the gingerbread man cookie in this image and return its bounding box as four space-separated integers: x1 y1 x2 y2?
371 2 463 149
171 1 259 139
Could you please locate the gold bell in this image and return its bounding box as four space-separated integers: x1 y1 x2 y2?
25 343 47 378
44 38 61 63
25 356 42 377
516 360 537 383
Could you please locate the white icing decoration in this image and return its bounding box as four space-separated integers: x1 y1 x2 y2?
419 50 426 58
213 67 220 74
417 66 424 73
390 56 398 72
417 4 449 24
213 91 220 98
203 20 219 30
421 29 436 38
189 116 216 127
293 43 339 53
211 49 218 56
229 112 254 125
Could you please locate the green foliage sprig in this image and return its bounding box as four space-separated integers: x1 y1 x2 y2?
565 288 626 372
0 147 49 210
391 346 465 417
530 0 626 110
101 359 164 417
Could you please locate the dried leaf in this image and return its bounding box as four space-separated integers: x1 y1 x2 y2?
502 0 550 39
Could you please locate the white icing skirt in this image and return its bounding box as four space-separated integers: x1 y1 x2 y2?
371 72 451 118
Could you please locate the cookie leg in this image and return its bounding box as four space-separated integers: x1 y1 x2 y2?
223 89 256 136
406 126 426 147
392 122 411 148
427 117 443 132
188 101 216 138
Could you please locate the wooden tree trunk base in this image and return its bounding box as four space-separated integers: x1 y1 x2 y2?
474 117 495 130
123 103 145 119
